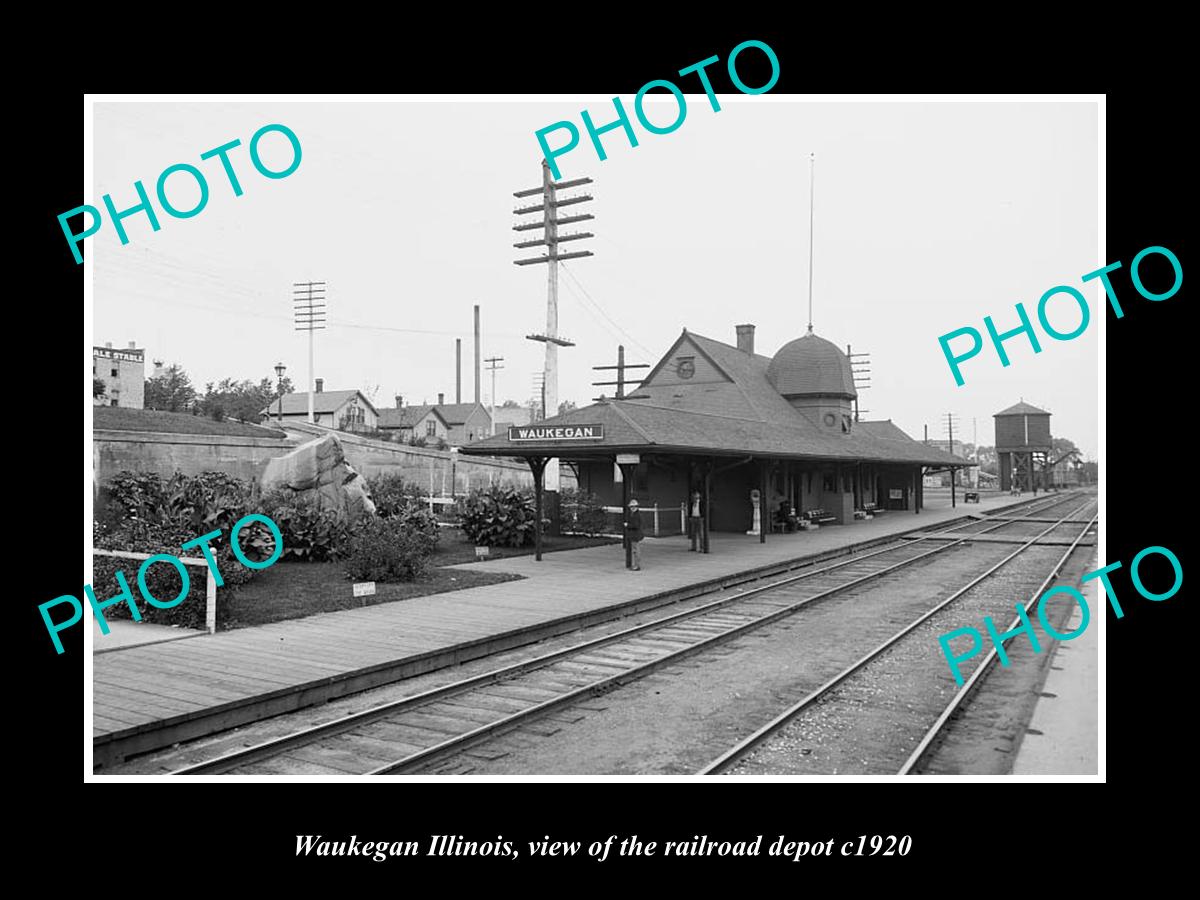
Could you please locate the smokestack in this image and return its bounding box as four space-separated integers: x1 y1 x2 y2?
438 392 445 405
105 342 112 348
315 378 324 393
473 305 481 404
735 324 755 355
395 394 403 409
127 341 137 349
456 339 462 403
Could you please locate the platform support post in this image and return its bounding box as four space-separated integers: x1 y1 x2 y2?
528 456 547 561
703 458 713 554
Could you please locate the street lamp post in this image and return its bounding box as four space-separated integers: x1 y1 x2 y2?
274 362 287 425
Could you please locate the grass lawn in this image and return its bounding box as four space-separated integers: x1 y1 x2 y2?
94 406 287 438
220 528 620 630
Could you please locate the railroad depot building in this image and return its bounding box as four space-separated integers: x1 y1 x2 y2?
461 325 969 552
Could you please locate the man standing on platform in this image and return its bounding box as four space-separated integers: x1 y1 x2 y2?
689 490 703 551
626 498 645 571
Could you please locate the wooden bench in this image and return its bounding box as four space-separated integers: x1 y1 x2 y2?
861 502 884 516
804 508 836 525
964 491 980 503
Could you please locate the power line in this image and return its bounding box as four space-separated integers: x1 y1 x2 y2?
559 261 653 356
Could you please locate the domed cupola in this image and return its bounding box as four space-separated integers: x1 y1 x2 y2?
767 331 856 432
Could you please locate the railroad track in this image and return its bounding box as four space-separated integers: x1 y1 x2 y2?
698 496 1097 775
173 491 1090 776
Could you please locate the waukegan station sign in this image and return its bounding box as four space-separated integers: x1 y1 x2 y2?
508 424 604 442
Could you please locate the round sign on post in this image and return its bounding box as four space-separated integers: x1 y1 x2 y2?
747 488 762 536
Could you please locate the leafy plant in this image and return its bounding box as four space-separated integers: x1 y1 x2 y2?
459 485 538 548
342 517 434 582
367 473 428 518
258 489 352 561
91 517 267 630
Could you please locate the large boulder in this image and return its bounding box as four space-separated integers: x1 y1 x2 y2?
261 433 376 522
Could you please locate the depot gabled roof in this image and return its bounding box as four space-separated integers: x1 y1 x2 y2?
461 399 969 467
462 328 969 467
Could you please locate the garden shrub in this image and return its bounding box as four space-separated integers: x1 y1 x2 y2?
342 517 435 582
92 516 273 630
560 487 609 536
258 489 352 561
93 470 273 629
395 505 440 549
367 473 427 518
459 486 538 548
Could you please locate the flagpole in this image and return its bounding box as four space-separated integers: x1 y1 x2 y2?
807 152 815 334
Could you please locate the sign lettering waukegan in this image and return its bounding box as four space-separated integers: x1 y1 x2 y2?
508 424 605 442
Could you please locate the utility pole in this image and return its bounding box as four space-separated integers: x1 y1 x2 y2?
485 356 504 436
531 372 546 421
293 281 326 424
593 344 650 400
944 412 960 507
514 160 595 491
846 344 871 422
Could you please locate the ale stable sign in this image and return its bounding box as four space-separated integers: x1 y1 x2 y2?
508 424 604 441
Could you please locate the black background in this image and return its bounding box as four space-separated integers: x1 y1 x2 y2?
22 22 1187 885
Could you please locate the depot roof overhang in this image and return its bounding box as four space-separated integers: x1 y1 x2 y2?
457 401 974 469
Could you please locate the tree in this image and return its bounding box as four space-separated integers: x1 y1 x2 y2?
557 400 577 416
200 376 295 423
500 399 522 408
93 377 107 400
1051 436 1080 462
144 363 196 412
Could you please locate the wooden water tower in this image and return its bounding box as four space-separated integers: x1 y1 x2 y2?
994 401 1052 492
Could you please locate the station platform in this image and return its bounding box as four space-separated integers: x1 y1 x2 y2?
1010 602 1099 776
92 490 1058 768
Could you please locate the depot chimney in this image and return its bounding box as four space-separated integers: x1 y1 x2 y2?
315 378 324 393
395 394 403 409
438 392 445 405
736 324 755 355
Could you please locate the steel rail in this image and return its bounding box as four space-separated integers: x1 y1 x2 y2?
173 491 1083 775
895 513 1098 775
696 497 1095 775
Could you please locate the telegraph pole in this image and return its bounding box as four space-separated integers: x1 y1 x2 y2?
293 281 326 424
531 372 546 421
593 344 650 400
485 356 504 436
847 344 871 422
514 160 595 491
944 412 960 507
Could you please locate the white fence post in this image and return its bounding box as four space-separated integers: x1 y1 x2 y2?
92 549 215 633
204 568 217 634
680 502 686 532
653 503 660 536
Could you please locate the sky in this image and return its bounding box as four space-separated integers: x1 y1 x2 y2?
92 98 1098 457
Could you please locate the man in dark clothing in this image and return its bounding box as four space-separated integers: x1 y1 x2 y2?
625 498 644 570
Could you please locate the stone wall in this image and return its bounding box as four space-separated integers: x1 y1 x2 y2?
93 422 575 494
94 430 296 485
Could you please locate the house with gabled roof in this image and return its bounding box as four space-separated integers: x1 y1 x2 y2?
377 393 492 446
258 380 378 431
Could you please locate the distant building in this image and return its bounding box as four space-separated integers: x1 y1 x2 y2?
378 394 492 446
93 341 145 408
994 400 1053 492
259 379 378 430
492 405 534 429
